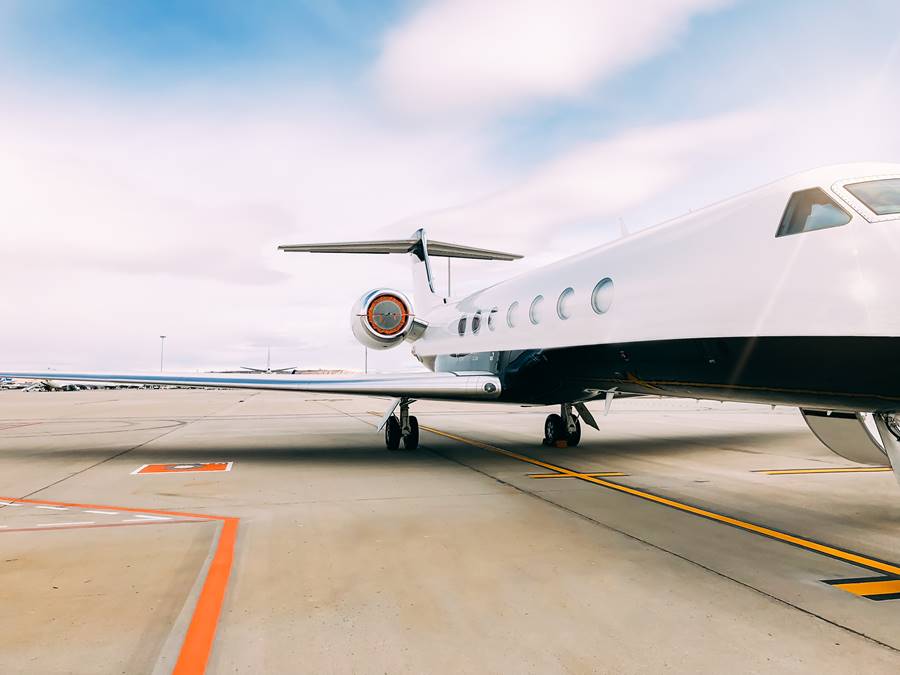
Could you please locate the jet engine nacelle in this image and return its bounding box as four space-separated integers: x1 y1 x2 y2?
351 289 416 350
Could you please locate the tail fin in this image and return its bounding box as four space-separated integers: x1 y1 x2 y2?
279 230 521 307
408 229 437 308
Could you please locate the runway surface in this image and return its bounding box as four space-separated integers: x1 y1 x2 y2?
1 389 900 674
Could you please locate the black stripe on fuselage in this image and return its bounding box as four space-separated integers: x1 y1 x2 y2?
434 336 900 411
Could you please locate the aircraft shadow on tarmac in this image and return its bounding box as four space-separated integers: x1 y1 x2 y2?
8 428 811 465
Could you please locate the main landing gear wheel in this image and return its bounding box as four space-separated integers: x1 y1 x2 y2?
566 416 581 447
385 415 401 450
384 398 419 451
402 416 419 451
544 413 565 446
543 409 582 447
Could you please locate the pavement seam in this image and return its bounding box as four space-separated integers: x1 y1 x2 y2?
0 393 259 507
314 399 381 430
423 436 900 656
272 399 900 652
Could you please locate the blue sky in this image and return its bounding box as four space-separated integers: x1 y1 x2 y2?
1 0 900 370
1 1 397 84
4 1 899 156
4 0 900 177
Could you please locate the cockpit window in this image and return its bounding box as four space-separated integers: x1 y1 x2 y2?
844 178 900 216
776 188 851 237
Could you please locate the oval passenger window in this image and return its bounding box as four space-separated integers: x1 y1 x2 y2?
507 302 519 328
557 287 575 320
529 295 544 325
591 278 614 314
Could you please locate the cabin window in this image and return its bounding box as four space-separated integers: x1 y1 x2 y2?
591 278 614 314
844 178 900 216
557 287 575 320
487 307 498 331
529 295 544 325
457 316 467 336
776 188 851 237
472 310 482 334
507 301 519 328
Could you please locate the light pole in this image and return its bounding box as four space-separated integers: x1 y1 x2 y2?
159 335 166 372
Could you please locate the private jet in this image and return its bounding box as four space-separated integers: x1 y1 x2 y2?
239 347 298 375
4 163 900 484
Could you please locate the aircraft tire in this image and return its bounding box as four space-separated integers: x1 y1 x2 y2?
544 413 565 445
385 415 402 450
566 417 581 447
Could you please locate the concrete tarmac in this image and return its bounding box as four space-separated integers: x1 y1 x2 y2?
1 389 899 674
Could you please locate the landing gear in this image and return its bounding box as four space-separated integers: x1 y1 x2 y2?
873 413 900 487
543 413 565 445
403 415 419 451
385 398 419 451
385 414 401 450
543 404 582 447
566 415 581 447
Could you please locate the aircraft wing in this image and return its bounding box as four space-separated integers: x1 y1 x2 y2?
0 370 501 401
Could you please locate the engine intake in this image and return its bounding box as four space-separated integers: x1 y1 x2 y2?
351 289 415 349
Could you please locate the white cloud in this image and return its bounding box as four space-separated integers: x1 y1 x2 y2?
405 110 771 248
401 82 900 299
0 85 502 372
2 0 899 374
4 81 899 373
373 0 730 117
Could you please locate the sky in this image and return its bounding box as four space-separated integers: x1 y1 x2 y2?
1 0 900 373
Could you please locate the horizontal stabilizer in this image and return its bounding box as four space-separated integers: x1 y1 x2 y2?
279 238 522 261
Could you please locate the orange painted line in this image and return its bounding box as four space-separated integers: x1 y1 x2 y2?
421 427 900 578
0 494 237 673
756 467 891 475
0 520 201 534
528 471 626 479
833 578 900 597
173 518 238 675
0 422 40 431
0 495 228 521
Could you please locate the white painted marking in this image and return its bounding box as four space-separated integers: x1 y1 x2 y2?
131 461 234 475
35 521 94 527
84 510 119 515
0 501 21 506
36 505 68 511
131 514 170 521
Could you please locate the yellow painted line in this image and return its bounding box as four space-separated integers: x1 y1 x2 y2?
421 425 900 580
832 578 900 597
756 467 891 475
528 471 626 479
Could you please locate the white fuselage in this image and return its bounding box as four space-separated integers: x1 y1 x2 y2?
415 162 900 359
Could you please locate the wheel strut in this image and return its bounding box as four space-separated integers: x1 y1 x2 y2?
396 397 419 451
399 398 411 436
